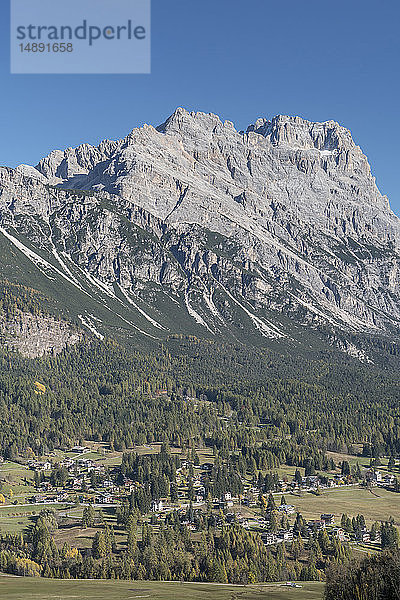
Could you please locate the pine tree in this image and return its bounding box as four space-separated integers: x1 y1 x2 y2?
266 493 276 512
92 531 107 559
381 521 399 550
126 515 137 557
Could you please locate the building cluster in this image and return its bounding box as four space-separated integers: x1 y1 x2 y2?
363 470 396 486
13 447 398 553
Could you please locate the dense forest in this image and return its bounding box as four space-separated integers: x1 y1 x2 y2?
1 333 400 463
324 549 400 599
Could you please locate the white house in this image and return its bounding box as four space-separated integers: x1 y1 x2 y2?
151 499 163 512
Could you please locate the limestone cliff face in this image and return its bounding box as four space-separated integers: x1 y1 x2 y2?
0 311 82 358
0 108 399 351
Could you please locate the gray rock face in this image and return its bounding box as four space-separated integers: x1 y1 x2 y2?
0 311 82 358
1 108 400 352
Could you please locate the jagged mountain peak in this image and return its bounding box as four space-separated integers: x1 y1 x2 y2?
157 106 235 131
246 113 357 152
35 138 120 182
155 108 357 152
32 108 370 195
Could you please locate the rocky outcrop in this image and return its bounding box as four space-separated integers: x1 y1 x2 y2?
0 311 82 358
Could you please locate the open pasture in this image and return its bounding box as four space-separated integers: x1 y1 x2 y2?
0 577 324 600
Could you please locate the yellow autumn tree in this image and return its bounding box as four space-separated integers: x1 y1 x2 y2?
13 557 41 577
33 381 46 394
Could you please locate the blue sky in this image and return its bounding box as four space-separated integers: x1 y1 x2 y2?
1 0 399 213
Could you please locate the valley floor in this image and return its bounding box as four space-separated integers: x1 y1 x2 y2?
0 576 324 600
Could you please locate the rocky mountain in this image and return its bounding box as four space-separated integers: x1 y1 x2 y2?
0 108 399 359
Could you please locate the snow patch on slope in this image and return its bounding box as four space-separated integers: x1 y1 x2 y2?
51 245 86 292
0 227 80 288
118 285 168 330
216 280 285 338
184 290 214 333
78 314 104 340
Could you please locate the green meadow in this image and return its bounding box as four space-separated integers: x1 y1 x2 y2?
0 577 324 600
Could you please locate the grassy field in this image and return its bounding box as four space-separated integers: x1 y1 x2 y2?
0 461 31 476
0 504 69 534
0 577 324 600
0 460 35 497
0 514 33 534
326 452 398 474
291 486 400 526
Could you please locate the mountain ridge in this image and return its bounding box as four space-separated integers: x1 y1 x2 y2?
0 108 399 359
